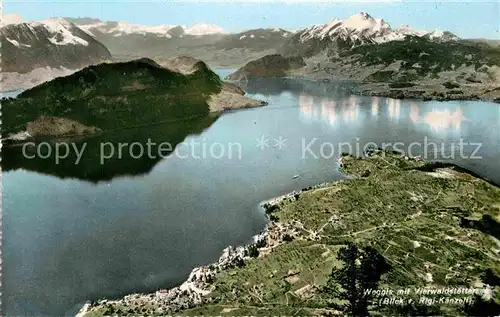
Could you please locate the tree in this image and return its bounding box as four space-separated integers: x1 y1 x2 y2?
463 296 500 316
246 243 259 258
323 243 391 317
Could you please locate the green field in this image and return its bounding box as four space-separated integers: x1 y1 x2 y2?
180 150 500 316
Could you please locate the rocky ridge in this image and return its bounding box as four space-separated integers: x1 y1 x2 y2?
0 18 111 73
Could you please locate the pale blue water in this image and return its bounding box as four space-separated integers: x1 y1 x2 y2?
2 71 500 316
1 89 24 98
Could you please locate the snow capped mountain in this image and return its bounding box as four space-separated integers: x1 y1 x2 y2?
77 21 179 37
184 23 226 36
270 27 293 36
298 12 458 45
109 22 177 37
280 12 459 58
1 18 111 73
1 17 99 47
299 12 391 44
427 29 445 39
235 28 292 40
394 24 427 37
425 29 459 41
213 28 293 51
72 19 226 37
40 18 90 45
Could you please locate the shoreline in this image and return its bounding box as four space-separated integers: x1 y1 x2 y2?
76 217 272 316
352 83 500 103
78 149 500 316
2 92 267 143
229 74 500 103
288 74 500 103
76 182 338 316
226 60 500 103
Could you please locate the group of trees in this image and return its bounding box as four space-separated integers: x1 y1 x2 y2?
322 243 391 316
323 243 500 316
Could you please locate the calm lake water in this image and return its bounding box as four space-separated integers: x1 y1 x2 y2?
2 70 500 316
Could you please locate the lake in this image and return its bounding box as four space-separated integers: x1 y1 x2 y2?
2 70 500 316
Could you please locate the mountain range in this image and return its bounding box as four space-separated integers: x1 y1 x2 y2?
298 12 458 44
229 13 500 101
280 12 458 57
69 19 294 67
68 18 226 37
1 13 460 70
1 12 496 95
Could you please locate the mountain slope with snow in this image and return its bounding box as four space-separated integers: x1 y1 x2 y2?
62 19 293 67
299 12 392 43
301 12 457 44
184 23 226 36
69 18 226 37
1 18 111 73
213 28 294 51
281 12 458 57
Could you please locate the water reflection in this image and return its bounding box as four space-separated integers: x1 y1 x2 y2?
371 97 379 117
409 104 467 132
410 102 419 123
387 98 401 120
423 108 466 132
1 116 218 183
299 92 361 126
296 85 474 137
241 77 499 185
321 99 337 124
297 88 472 138
299 92 314 119
343 95 358 123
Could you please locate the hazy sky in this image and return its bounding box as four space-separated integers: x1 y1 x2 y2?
3 0 499 39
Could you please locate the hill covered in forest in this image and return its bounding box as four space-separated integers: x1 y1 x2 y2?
2 57 265 138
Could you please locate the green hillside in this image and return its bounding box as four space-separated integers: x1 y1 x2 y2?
343 36 500 78
2 58 223 134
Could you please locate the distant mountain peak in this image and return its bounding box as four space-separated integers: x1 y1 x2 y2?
345 12 374 23
0 17 111 73
1 18 92 47
300 12 392 44
70 19 226 37
426 29 459 41
40 18 77 31
346 12 373 21
183 23 226 36
298 12 458 46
